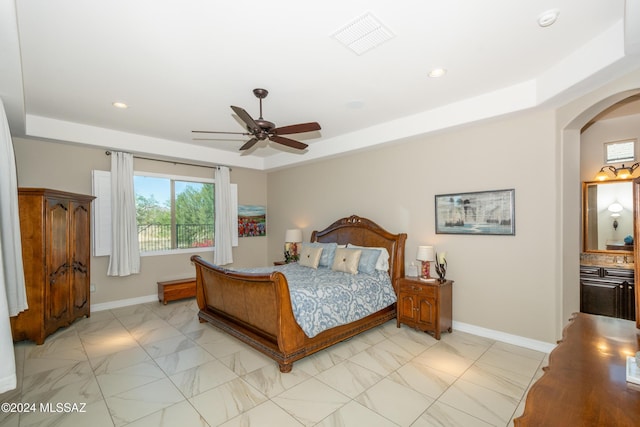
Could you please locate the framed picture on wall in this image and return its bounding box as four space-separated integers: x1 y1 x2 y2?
238 205 266 237
435 189 515 235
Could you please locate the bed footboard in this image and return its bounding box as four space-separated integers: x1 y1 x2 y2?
191 255 306 372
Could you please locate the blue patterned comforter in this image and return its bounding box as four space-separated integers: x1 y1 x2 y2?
236 263 397 338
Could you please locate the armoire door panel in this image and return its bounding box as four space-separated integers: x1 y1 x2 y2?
71 202 91 313
46 198 71 323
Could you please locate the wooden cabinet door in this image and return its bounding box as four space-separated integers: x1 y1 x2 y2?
399 293 418 323
70 201 91 316
623 282 636 321
580 279 621 318
45 198 71 325
417 296 436 328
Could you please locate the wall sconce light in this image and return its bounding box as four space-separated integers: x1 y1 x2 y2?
284 229 302 263
594 163 640 181
608 203 623 230
416 246 435 280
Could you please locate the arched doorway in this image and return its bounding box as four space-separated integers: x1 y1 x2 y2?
561 88 640 334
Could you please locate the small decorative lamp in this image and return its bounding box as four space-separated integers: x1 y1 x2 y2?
284 229 302 263
435 252 447 281
416 246 435 280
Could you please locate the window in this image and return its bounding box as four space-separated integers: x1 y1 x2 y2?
605 139 636 164
92 170 238 257
135 174 214 252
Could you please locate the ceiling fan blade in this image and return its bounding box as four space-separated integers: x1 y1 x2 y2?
270 135 308 150
192 138 247 141
192 130 249 135
239 137 259 151
272 122 321 136
231 105 262 134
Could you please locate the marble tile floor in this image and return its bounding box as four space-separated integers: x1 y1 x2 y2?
0 299 549 427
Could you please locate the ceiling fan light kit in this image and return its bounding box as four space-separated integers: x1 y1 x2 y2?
193 88 321 153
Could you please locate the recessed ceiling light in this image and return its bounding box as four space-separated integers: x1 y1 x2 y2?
112 101 128 109
538 9 559 27
428 68 447 78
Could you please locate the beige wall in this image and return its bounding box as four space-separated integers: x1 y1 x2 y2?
13 137 268 305
264 69 640 344
11 68 640 343
268 110 559 342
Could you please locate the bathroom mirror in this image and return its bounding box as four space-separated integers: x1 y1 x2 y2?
583 179 634 253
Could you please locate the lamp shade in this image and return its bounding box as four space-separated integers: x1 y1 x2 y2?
608 203 623 213
416 245 435 262
617 167 632 179
285 229 302 243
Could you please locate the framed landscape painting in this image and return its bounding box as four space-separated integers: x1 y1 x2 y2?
435 189 515 235
238 205 266 237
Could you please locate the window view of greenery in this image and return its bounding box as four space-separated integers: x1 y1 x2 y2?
134 175 214 252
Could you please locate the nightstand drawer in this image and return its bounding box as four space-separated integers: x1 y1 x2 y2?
399 282 436 297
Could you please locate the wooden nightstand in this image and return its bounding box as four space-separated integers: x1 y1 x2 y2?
397 277 453 339
273 261 287 266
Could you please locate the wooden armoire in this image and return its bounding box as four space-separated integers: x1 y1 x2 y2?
10 188 95 344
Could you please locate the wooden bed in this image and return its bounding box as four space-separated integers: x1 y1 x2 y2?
190 215 407 372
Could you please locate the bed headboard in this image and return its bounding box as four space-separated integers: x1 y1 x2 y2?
310 215 407 288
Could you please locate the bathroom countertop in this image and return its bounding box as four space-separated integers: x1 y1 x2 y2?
580 260 634 270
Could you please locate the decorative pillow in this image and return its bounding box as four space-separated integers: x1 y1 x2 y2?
298 246 323 269
357 248 382 274
331 248 362 275
347 244 390 270
305 242 337 267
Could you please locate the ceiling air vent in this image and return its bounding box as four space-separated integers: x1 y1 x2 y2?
332 12 395 55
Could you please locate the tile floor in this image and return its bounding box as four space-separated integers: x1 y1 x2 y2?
0 299 549 427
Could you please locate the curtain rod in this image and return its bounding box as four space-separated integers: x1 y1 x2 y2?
105 151 231 171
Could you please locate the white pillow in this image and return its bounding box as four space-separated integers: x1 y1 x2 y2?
331 248 361 275
347 244 390 270
298 246 323 269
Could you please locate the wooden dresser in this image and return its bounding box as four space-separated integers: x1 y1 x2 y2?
514 313 640 426
10 188 95 344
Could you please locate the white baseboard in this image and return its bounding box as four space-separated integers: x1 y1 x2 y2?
453 320 556 354
91 297 556 354
91 294 159 312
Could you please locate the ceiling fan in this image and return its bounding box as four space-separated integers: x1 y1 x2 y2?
192 88 321 151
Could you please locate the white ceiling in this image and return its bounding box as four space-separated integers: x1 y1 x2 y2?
1 0 640 170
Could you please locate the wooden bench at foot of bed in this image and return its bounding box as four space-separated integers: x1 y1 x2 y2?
157 277 196 304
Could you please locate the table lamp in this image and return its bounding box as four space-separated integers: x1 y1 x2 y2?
416 245 435 280
284 229 302 263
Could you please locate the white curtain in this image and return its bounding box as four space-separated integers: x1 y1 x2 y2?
107 151 141 276
0 99 26 393
214 166 234 265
